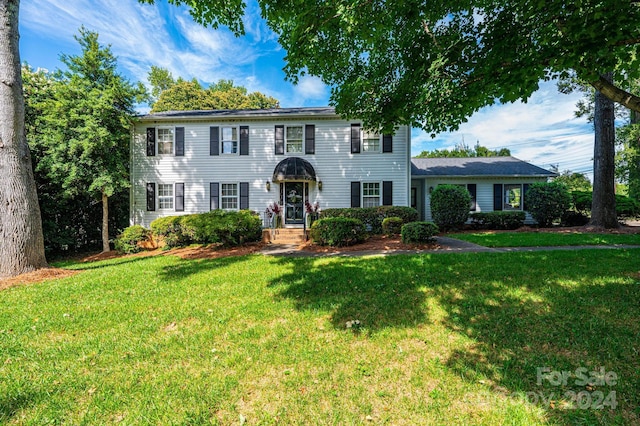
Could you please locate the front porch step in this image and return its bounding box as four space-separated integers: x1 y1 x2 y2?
263 228 307 245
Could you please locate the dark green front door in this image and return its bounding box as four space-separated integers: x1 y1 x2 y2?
284 182 304 224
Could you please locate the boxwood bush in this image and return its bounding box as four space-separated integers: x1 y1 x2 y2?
469 211 526 230
382 217 404 235
401 222 439 244
429 185 471 231
150 210 262 248
114 225 149 254
525 182 571 227
310 217 367 247
319 206 418 234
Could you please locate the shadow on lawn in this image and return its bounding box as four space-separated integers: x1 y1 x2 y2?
267 255 431 331
268 249 640 424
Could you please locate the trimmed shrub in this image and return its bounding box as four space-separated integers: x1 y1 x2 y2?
526 182 571 227
470 211 526 230
571 191 640 218
429 185 471 231
310 217 367 247
114 225 149 254
320 206 418 234
401 222 439 244
561 211 590 227
150 210 262 248
382 217 404 235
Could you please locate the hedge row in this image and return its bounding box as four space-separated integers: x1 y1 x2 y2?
149 210 262 248
571 191 640 218
319 206 418 234
310 217 367 247
469 211 526 230
401 222 439 243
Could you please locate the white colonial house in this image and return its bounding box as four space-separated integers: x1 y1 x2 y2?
130 107 554 228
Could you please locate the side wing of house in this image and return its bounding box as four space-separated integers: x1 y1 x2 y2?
130 109 411 228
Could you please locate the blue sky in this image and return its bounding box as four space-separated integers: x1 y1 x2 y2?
20 0 595 177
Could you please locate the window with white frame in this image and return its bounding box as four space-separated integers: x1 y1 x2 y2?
221 183 239 210
157 128 174 154
362 130 381 152
363 182 381 207
158 183 174 209
286 126 303 153
504 184 522 210
221 127 238 154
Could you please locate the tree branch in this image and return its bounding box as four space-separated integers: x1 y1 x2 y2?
591 76 640 113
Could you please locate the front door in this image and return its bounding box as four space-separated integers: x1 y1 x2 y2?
284 182 305 224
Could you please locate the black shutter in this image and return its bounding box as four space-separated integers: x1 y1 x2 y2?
210 182 219 210
146 183 155 211
210 127 219 156
305 124 315 154
146 128 155 156
175 127 185 156
175 183 185 211
351 181 361 207
493 184 503 211
351 124 361 153
240 182 249 209
467 184 477 211
382 134 393 153
239 126 249 156
275 125 285 155
382 181 393 205
523 183 530 211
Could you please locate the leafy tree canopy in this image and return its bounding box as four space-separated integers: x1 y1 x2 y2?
148 66 279 112
553 170 593 193
415 142 510 158
140 1 640 134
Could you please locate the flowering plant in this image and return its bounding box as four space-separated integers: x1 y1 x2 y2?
305 200 320 214
267 202 282 215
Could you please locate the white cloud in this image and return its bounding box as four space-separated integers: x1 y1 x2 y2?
288 75 328 106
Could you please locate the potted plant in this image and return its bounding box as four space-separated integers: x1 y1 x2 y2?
305 201 320 228
267 202 283 228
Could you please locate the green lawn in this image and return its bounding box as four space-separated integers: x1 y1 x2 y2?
2 250 639 424
448 231 640 248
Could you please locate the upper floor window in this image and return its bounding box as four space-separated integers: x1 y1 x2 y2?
221 183 239 210
157 128 174 155
363 182 381 207
286 126 303 153
221 127 238 154
362 130 381 152
158 183 174 209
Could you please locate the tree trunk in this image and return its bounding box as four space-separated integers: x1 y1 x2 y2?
0 0 47 277
590 72 618 228
102 190 110 252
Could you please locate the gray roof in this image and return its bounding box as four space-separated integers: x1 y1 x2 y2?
140 107 337 121
411 156 556 177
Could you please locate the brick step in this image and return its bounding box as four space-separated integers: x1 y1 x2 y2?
263 229 307 244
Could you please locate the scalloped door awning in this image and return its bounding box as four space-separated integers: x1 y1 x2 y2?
272 157 317 182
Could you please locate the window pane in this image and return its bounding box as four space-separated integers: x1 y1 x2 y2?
362 130 380 152
157 129 173 154
363 197 380 207
504 184 522 210
221 184 238 210
286 126 303 153
222 127 237 141
362 182 380 207
286 126 303 140
158 184 173 209
222 141 237 154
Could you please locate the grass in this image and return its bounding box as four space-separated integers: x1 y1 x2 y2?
448 231 640 248
1 250 640 424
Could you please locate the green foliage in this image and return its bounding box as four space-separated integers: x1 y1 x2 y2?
571 191 640 218
525 182 572 227
429 185 471 231
415 143 511 158
150 210 262 248
553 170 592 192
114 225 150 254
469 211 526 230
320 206 418 234
382 217 404 235
616 122 640 201
148 67 279 112
560 211 590 227
400 222 439 244
310 217 367 247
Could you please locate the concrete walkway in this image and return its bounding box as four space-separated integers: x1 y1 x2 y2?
260 236 640 257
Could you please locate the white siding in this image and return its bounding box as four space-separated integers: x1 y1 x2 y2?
419 177 549 223
131 117 410 227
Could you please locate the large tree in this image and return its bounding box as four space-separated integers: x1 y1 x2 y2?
0 1 47 277
415 143 510 158
148 68 279 112
37 28 146 253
